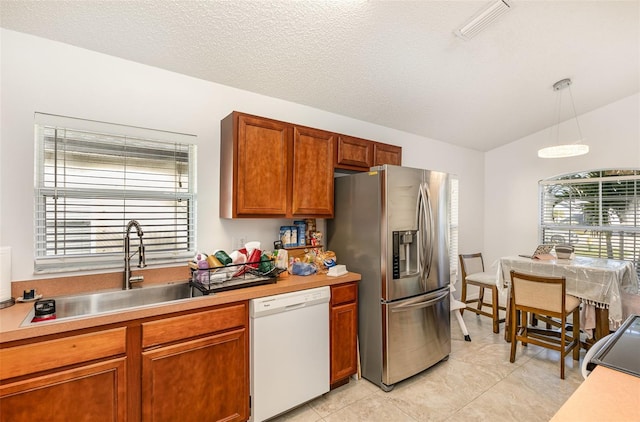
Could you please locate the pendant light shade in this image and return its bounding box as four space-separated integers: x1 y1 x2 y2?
537 78 589 159
538 143 589 159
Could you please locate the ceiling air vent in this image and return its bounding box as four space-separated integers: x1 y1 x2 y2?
454 0 512 40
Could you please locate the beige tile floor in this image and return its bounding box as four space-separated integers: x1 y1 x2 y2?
269 311 587 422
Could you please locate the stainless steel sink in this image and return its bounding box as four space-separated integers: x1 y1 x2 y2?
22 282 193 325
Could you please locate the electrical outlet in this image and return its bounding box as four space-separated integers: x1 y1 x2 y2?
231 236 247 251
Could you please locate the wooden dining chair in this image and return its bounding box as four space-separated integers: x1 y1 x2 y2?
459 253 505 334
509 270 581 379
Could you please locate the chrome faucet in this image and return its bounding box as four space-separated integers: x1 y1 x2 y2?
124 220 146 290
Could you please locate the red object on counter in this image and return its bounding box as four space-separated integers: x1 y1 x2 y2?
232 248 262 277
246 249 261 268
31 314 57 323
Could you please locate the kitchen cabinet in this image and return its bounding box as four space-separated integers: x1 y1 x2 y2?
373 142 402 166
221 111 402 217
220 112 291 218
0 305 248 422
220 112 334 218
330 282 358 388
291 125 335 216
336 135 374 170
336 135 402 171
0 328 127 422
141 303 249 422
0 275 361 421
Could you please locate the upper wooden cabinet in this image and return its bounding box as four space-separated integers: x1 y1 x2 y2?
220 112 334 218
336 135 402 171
220 112 291 218
374 142 402 167
291 126 335 217
336 135 374 170
221 111 401 218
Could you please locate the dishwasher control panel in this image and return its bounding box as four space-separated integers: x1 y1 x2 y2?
250 286 330 317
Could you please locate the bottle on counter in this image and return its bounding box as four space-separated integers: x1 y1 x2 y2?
280 226 291 248
305 218 316 246
290 226 298 247
294 220 306 246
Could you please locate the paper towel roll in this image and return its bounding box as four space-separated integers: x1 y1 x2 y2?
0 247 12 301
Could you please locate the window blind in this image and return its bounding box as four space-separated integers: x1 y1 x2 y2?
539 169 640 277
449 177 459 279
34 113 197 273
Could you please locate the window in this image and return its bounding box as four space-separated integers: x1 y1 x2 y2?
34 113 197 273
539 169 640 277
449 177 459 279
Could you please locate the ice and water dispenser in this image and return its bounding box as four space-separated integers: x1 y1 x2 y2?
392 230 418 279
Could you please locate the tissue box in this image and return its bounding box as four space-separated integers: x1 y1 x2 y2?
327 265 347 277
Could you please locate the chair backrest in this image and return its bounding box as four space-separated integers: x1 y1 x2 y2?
510 270 566 315
459 253 485 279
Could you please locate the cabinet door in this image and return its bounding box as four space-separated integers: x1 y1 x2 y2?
235 114 291 217
0 358 127 422
141 328 248 422
336 135 374 170
291 126 335 217
330 301 358 386
374 143 402 166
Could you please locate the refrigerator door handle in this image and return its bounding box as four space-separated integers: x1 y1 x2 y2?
417 182 435 280
390 290 449 312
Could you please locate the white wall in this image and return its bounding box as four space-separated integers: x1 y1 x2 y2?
0 29 484 282
484 93 640 268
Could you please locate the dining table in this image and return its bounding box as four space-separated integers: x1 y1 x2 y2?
497 255 640 341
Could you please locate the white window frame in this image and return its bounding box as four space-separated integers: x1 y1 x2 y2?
449 177 459 280
34 113 197 273
539 169 640 277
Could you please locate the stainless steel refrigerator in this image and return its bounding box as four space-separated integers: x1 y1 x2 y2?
327 165 451 391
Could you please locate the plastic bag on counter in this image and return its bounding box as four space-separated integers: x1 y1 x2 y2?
290 262 317 276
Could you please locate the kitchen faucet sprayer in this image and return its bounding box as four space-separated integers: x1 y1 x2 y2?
124 220 146 289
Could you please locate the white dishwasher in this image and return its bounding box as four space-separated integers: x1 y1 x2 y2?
250 286 330 422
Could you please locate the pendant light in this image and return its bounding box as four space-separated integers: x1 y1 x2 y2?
538 78 589 159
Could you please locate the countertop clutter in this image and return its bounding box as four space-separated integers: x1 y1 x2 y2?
0 272 361 344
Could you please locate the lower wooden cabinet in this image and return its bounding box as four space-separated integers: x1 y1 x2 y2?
330 282 358 388
1 284 359 420
140 303 249 422
1 359 127 422
141 329 248 422
0 329 127 422
0 304 248 422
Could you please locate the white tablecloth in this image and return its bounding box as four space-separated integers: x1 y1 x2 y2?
498 256 639 326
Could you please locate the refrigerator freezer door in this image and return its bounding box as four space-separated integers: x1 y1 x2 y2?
383 166 450 301
382 288 451 388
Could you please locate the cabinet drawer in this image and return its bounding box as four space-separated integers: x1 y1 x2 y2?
331 283 358 306
0 327 126 380
142 302 248 348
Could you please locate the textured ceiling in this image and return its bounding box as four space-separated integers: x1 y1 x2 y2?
1 0 639 151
